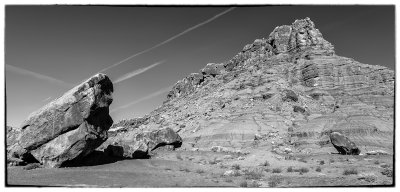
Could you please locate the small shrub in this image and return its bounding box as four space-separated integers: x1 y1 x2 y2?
244 169 264 180
359 175 377 183
232 164 241 170
272 168 282 173
319 160 325 165
248 180 261 188
180 167 190 172
380 164 390 168
195 169 204 174
299 167 309 174
316 167 322 172
260 160 270 166
268 175 284 187
381 169 393 177
208 157 218 165
239 180 248 187
329 159 335 163
298 158 307 163
287 166 293 172
374 160 380 165
343 168 358 175
224 178 233 183
232 170 241 177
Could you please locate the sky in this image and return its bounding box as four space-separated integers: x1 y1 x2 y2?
5 5 395 127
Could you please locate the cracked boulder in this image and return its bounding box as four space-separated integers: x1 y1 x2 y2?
8 73 114 168
100 127 182 159
329 132 360 155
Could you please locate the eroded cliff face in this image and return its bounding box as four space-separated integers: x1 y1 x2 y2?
116 18 394 156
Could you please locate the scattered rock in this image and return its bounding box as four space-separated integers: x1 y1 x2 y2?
211 146 228 153
237 156 245 160
366 150 389 155
329 132 360 155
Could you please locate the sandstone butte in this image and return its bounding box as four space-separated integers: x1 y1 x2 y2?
112 17 394 157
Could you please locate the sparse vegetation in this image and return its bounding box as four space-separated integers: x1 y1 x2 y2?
232 164 241 170
319 160 325 165
224 178 233 183
287 166 293 172
248 180 261 188
380 164 390 168
244 169 264 180
374 160 380 165
260 160 270 166
299 167 309 174
343 168 358 175
239 180 248 187
298 158 307 163
358 175 377 183
316 166 322 172
179 167 190 172
268 175 284 187
381 169 393 177
272 168 282 173
195 169 204 174
329 159 335 163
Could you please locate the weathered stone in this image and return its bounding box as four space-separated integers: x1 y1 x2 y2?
201 63 225 76
100 127 182 158
9 73 113 167
329 132 360 155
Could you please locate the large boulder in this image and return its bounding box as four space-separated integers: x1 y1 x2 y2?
8 73 114 168
101 127 182 158
329 132 360 155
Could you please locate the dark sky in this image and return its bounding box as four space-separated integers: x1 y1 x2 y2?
5 5 395 127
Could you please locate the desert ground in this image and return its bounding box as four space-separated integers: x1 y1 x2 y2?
7 149 393 187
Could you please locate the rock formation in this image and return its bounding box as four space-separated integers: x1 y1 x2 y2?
329 132 360 155
8 73 114 168
99 127 182 158
117 17 393 156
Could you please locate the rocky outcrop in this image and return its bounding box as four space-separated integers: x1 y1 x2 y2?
99 127 182 158
166 18 335 101
115 18 393 156
8 74 114 168
329 132 360 155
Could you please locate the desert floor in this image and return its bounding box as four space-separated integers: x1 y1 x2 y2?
7 150 393 187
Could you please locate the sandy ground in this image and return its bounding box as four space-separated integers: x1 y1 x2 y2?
7 150 393 187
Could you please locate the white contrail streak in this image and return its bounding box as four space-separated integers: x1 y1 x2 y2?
6 64 72 87
98 7 235 73
110 86 173 113
114 60 165 84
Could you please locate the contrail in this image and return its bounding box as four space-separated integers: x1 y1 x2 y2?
98 7 235 73
6 64 72 87
114 60 165 84
110 86 173 113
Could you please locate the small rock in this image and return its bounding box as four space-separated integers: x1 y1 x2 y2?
223 155 233 159
238 156 245 160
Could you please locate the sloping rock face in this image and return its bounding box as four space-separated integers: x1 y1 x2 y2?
99 127 182 158
8 74 114 168
329 132 360 155
116 18 394 156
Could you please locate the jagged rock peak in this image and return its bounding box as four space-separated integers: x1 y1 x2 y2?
166 18 335 101
268 17 334 54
